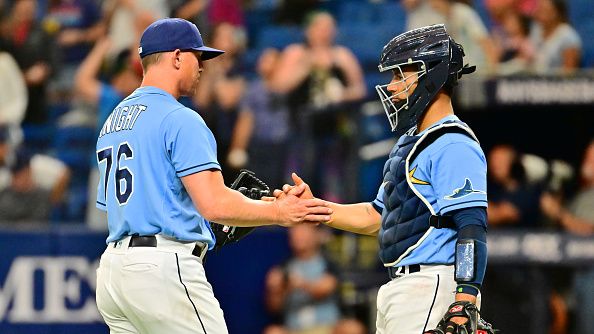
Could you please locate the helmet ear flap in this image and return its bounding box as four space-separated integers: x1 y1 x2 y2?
449 39 465 74
446 40 476 88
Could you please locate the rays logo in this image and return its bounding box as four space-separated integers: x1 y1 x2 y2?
444 178 485 200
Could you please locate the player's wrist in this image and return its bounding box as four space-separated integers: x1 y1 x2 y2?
456 284 480 297
455 288 479 302
271 201 283 226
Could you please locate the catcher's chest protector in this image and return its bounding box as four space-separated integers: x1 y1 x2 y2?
379 133 430 265
378 121 477 266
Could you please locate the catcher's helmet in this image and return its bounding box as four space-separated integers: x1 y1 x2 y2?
375 24 475 135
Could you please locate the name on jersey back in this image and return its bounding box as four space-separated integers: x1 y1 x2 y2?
99 104 147 138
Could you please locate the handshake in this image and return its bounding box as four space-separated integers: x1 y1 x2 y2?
211 170 324 249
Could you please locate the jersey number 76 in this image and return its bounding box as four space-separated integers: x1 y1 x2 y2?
97 142 134 205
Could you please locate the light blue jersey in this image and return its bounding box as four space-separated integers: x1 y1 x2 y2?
373 115 487 265
96 86 219 247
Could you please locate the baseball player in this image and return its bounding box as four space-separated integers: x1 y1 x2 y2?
94 18 332 334
279 24 492 334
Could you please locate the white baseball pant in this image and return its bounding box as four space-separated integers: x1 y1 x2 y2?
376 265 481 334
96 235 228 334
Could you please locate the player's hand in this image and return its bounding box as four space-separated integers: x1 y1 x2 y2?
290 173 314 199
447 316 469 330
448 293 476 327
425 300 483 334
274 188 331 226
274 173 315 200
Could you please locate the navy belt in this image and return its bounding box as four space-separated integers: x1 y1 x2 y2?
388 264 421 279
128 235 207 259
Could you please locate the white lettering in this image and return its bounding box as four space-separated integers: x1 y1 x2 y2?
110 107 123 133
128 105 146 130
123 105 138 130
100 110 116 138
0 257 101 323
486 235 520 257
115 106 129 132
566 240 594 259
521 233 562 262
496 79 594 105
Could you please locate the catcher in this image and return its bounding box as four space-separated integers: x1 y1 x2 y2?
277 24 496 334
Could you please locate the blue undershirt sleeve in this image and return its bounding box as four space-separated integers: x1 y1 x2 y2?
452 207 488 296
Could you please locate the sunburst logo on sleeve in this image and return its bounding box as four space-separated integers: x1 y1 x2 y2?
408 166 430 185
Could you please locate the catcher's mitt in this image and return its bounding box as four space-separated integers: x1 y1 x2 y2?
424 301 497 334
210 169 271 250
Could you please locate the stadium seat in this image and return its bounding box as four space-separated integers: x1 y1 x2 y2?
53 126 96 150
22 124 54 154
65 183 89 222
255 25 303 50
569 0 593 25
51 126 96 221
337 1 376 23
375 2 407 32
245 7 275 47
48 103 71 123
337 24 385 68
576 21 594 67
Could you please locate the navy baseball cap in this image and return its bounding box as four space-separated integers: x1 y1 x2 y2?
139 18 224 60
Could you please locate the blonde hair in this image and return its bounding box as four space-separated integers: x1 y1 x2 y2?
140 52 164 73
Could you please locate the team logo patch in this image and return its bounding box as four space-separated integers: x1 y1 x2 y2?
408 166 430 185
450 305 464 313
444 178 485 200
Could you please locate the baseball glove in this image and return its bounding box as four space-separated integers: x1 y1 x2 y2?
210 169 271 250
424 301 497 334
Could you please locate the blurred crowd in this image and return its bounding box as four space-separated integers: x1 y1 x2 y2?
0 0 590 223
0 0 593 333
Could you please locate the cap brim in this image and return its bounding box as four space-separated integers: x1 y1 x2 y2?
194 46 225 60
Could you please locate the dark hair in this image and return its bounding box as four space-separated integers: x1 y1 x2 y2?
550 0 568 23
517 14 532 36
112 49 131 75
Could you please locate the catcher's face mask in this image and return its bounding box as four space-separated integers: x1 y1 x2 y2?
375 60 427 132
